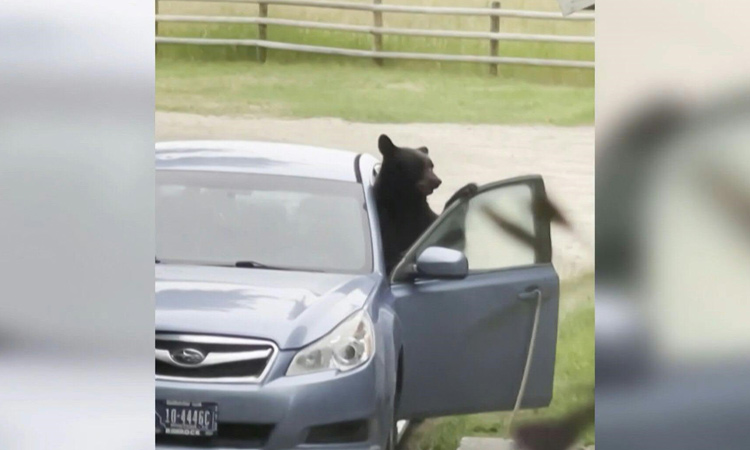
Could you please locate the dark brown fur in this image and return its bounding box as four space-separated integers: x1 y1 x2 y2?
374 134 477 273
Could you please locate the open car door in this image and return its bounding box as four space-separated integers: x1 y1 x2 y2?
392 175 559 419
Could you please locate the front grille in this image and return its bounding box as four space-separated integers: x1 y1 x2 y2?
156 359 269 379
156 423 274 449
155 334 277 383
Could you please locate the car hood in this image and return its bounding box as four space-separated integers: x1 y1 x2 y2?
155 265 380 350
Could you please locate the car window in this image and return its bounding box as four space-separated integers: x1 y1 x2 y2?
156 171 373 274
414 183 537 272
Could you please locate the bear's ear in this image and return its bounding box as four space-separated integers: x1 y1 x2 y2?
378 134 397 158
417 146 429 155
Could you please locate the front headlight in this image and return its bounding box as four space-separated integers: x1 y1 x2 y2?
286 310 375 376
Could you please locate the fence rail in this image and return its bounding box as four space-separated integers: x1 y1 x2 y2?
156 0 595 73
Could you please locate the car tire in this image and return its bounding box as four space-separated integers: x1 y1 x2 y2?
386 414 398 450
387 363 400 450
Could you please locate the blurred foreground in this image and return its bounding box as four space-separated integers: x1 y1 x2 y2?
0 0 154 449
596 93 750 448
594 1 750 447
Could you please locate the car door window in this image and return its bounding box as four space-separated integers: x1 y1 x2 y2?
397 178 549 278
471 184 536 270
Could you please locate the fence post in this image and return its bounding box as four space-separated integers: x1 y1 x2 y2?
258 2 268 63
155 0 159 54
372 0 384 66
489 1 500 76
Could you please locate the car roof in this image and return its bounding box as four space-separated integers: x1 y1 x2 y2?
156 140 379 183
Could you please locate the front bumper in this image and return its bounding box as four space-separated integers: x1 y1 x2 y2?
156 350 388 450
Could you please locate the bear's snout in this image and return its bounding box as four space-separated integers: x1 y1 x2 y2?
418 173 441 195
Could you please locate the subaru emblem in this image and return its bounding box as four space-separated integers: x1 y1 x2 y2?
170 348 206 366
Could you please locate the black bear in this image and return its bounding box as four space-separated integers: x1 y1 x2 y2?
374 134 477 274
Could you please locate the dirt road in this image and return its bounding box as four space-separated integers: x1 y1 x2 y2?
157 112 594 278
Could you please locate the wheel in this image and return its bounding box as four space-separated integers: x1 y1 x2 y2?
385 414 398 450
387 358 401 450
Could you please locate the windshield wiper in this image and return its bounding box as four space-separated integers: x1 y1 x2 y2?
154 258 322 272
234 260 294 270
234 261 325 273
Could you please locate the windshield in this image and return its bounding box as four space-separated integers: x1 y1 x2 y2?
156 171 373 274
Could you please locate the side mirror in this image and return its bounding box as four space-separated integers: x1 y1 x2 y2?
415 246 468 279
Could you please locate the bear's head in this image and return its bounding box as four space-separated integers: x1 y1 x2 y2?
376 134 442 200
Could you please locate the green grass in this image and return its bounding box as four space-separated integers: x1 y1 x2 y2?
401 272 595 450
155 0 594 86
156 59 594 125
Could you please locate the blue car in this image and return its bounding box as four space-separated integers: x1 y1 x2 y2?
155 141 560 450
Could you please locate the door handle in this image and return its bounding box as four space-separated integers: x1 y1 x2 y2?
510 285 544 432
517 288 541 301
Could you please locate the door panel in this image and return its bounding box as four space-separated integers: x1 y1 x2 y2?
393 176 560 419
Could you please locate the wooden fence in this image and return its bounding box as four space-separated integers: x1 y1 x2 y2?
155 0 594 74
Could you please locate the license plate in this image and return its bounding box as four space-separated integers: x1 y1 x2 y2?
156 400 218 437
